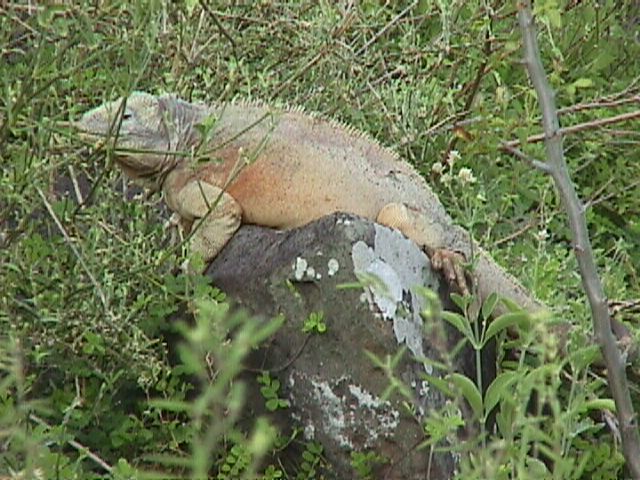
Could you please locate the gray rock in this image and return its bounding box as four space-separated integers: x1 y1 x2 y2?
207 213 483 479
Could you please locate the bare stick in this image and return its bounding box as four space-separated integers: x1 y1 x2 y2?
354 1 418 57
199 0 238 59
516 2 640 476
29 414 113 473
36 187 111 316
557 94 640 115
501 141 552 173
503 109 640 148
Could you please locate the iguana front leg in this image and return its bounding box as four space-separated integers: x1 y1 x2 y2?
173 180 242 266
376 202 471 295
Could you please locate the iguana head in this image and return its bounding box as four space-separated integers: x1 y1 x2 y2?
76 91 202 185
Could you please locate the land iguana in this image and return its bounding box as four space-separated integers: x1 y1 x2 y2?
75 92 541 315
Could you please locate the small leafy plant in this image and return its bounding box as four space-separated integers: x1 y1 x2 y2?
302 311 327 334
257 372 290 412
296 442 325 480
350 450 388 479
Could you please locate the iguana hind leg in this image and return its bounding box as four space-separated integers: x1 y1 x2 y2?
376 202 470 294
175 180 242 266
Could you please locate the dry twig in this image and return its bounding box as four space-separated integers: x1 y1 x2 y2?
503 109 640 149
516 2 640 476
29 414 113 473
36 187 112 317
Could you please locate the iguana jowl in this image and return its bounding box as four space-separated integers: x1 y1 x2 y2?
76 92 540 313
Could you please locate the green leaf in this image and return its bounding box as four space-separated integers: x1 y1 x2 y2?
447 373 483 419
257 372 269 385
500 296 525 313
450 292 469 311
568 344 601 371
580 398 616 413
495 402 515 438
82 331 105 355
260 386 275 399
548 10 562 28
266 398 280 411
184 0 199 16
484 371 518 416
525 456 551 475
593 50 615 71
147 399 191 413
481 292 499 319
572 78 594 89
308 442 323 454
441 311 473 342
484 311 530 344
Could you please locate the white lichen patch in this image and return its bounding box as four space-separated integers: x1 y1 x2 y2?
293 256 322 281
347 384 399 444
348 384 385 409
351 224 438 374
303 422 316 441
327 258 340 276
418 380 431 397
310 377 352 449
294 257 308 281
410 379 431 397
309 376 400 450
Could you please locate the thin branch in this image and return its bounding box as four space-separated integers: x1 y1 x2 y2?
610 299 640 318
587 178 640 209
504 109 640 148
443 7 494 163
269 47 326 101
493 221 533 247
29 414 113 473
354 1 418 57
199 0 238 60
610 73 640 100
36 187 111 316
517 3 640 477
583 176 615 210
67 165 85 206
500 142 552 173
557 94 640 115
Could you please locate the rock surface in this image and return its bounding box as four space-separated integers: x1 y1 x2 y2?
207 213 483 479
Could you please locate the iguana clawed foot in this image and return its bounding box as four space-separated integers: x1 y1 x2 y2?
375 202 472 296
428 248 470 296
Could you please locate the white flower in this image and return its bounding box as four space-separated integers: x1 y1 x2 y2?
457 167 476 185
446 149 461 166
536 229 549 241
431 162 444 175
440 172 452 185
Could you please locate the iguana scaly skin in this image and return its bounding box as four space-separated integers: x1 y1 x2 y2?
76 92 540 313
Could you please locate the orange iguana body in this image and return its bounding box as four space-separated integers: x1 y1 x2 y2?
76 92 539 313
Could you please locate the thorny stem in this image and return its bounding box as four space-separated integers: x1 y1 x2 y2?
516 2 640 476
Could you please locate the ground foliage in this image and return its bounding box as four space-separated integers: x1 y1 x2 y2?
0 1 639 479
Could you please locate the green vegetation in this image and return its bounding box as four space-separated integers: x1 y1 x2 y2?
302 312 326 335
1 1 638 478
